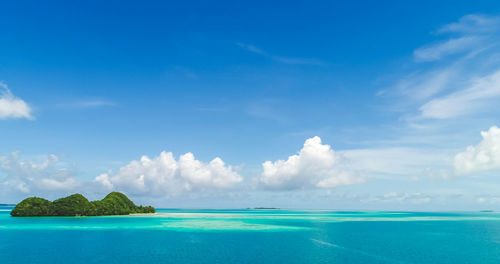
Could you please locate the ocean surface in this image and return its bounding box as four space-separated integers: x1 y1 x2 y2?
1 206 500 263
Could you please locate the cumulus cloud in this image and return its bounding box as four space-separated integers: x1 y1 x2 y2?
94 173 113 190
94 151 243 197
454 126 500 174
0 83 33 120
259 136 364 190
0 153 79 195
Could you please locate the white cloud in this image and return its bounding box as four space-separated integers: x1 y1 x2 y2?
58 99 116 108
94 151 243 197
476 195 500 204
454 126 500 174
0 83 33 120
437 14 500 34
0 153 79 195
237 43 325 65
94 173 113 190
39 177 80 191
381 14 500 122
414 36 481 62
272 56 325 66
393 67 456 101
413 14 500 63
342 147 451 180
245 99 290 123
363 192 432 204
315 171 363 188
237 43 266 55
259 136 364 190
1 151 243 199
420 69 500 119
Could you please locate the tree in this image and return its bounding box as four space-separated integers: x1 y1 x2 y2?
51 194 95 216
10 197 53 216
11 192 155 217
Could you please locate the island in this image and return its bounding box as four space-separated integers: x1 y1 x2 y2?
10 192 155 217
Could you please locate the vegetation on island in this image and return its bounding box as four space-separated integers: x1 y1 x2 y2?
10 192 155 217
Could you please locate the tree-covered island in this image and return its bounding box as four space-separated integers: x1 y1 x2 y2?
10 192 155 217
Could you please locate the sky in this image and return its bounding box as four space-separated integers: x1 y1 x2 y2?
2 0 500 210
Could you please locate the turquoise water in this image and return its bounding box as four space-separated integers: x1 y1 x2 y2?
1 206 500 263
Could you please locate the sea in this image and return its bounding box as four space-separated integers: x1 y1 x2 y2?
1 205 500 263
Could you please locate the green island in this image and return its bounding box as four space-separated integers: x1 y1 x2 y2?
10 192 155 217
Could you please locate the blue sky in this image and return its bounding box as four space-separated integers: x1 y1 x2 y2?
2 1 500 210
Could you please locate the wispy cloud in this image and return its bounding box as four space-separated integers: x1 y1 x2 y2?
413 36 482 62
392 66 457 100
382 14 500 121
73 100 116 108
0 82 33 120
362 192 433 204
245 99 291 123
413 14 500 63
419 69 500 119
476 195 500 205
58 99 116 109
367 14 500 192
437 14 500 34
237 43 325 65
195 106 228 113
